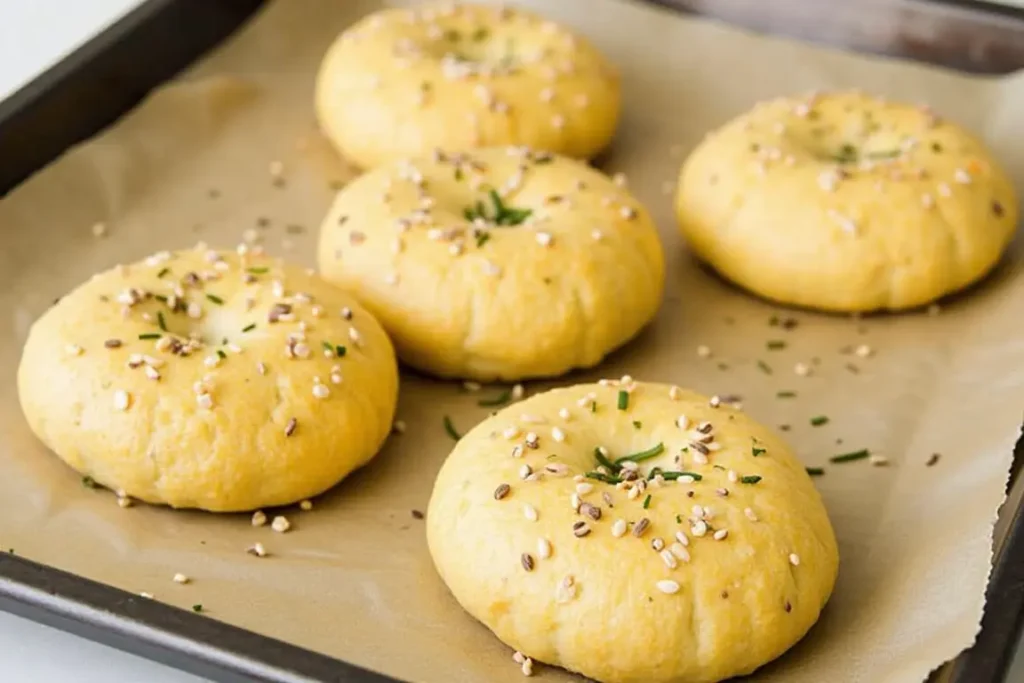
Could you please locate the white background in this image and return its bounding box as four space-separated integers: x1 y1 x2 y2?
2 1 1024 682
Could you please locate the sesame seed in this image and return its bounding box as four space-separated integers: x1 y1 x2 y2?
247 542 267 557
696 345 711 358
117 496 133 509
173 573 190 585
521 553 535 571
312 384 330 399
713 529 729 541
572 521 591 537
789 553 801 566
611 519 627 537
575 482 593 495
113 390 131 411
252 510 267 526
65 343 84 356
727 470 738 483
669 543 690 563
284 418 297 436
692 520 708 537
591 229 603 241
196 393 213 409
855 344 873 358
271 516 291 533
870 453 890 467
523 504 538 521
953 168 972 184
519 464 532 480
744 507 759 522
512 651 526 665
656 579 680 595
570 493 581 511
521 657 534 677
675 530 689 546
140 592 154 599
299 500 313 511
524 432 539 449
551 426 566 443
669 386 682 400
503 426 521 440
92 222 107 238
937 182 952 197
557 408 571 421
511 384 524 400
537 538 552 559
794 362 811 376
632 518 651 537
535 232 553 247
660 549 678 569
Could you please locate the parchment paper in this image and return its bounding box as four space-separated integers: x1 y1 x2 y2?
2 1 1023 681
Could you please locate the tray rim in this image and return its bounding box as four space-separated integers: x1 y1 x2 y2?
1 0 1023 681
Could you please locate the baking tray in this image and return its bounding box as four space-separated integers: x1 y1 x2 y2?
0 0 1023 681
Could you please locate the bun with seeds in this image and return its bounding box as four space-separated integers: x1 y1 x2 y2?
675 91 1019 312
427 380 838 683
17 245 399 512
316 147 664 381
315 2 621 169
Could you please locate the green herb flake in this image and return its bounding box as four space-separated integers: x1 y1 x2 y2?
206 294 224 305
472 27 490 41
810 415 829 427
242 323 256 333
756 360 773 375
478 388 513 408
661 471 702 481
216 349 227 360
82 476 97 489
632 420 642 429
464 189 533 227
617 390 629 410
766 340 786 350
322 341 334 354
443 415 462 441
247 267 269 274
590 402 597 413
585 471 622 484
157 267 170 278
138 333 161 340
336 345 347 357
752 446 766 457
594 447 618 473
740 475 762 484
614 442 665 465
830 449 870 464
806 467 826 476
675 514 683 523
475 232 491 248
642 494 652 509
192 604 203 613
454 167 464 181
776 391 797 398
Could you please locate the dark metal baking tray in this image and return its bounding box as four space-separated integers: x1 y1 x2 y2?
0 0 1022 681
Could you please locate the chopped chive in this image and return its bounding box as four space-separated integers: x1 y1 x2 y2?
766 340 786 350
335 345 347 357
712 465 725 471
810 415 829 427
617 390 628 410
242 323 256 333
752 446 766 457
806 467 825 476
322 341 334 354
642 494 651 509
206 294 224 305
192 604 203 613
216 349 227 360
675 514 683 523
154 294 168 303
660 471 703 481
157 267 170 278
740 475 762 484
590 402 597 413
777 391 797 398
443 415 462 440
82 476 97 489
594 447 619 472
756 360 773 374
154 312 167 332
614 442 665 465
632 420 642 429
138 333 161 340
247 267 269 274
475 232 491 248
585 471 622 484
478 388 512 408
454 167 464 181
830 449 870 463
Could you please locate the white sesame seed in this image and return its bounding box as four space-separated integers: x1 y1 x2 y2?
591 229 603 241
252 510 267 527
551 427 566 443
520 503 539 522
855 344 873 358
921 193 935 209
144 365 160 381
503 426 521 440
575 482 593 496
937 182 952 197
537 538 551 559
669 386 682 400
692 520 708 537
521 657 534 677
692 450 708 465
247 542 267 557
675 415 689 430
173 573 190 585
696 345 711 358
744 507 759 522
669 543 690 562
65 343 84 356
794 362 811 376
512 651 526 665
870 453 890 467
299 500 313 511
727 470 738 483
204 355 220 368
511 384 524 400
313 384 330 399
660 549 678 569
674 530 689 546
656 580 680 595
535 232 553 247
117 496 133 509
611 519 627 537
91 222 107 238
519 464 532 480
953 168 972 184
113 390 131 411
789 553 801 566
140 592 154 599
557 408 571 421
271 516 291 533
627 485 641 500
713 529 729 541
570 493 581 511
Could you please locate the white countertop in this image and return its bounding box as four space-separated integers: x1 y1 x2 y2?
2 1 1023 682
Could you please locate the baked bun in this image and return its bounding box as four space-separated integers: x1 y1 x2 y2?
316 147 664 381
427 380 838 683
315 2 621 168
17 246 399 512
675 91 1019 312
